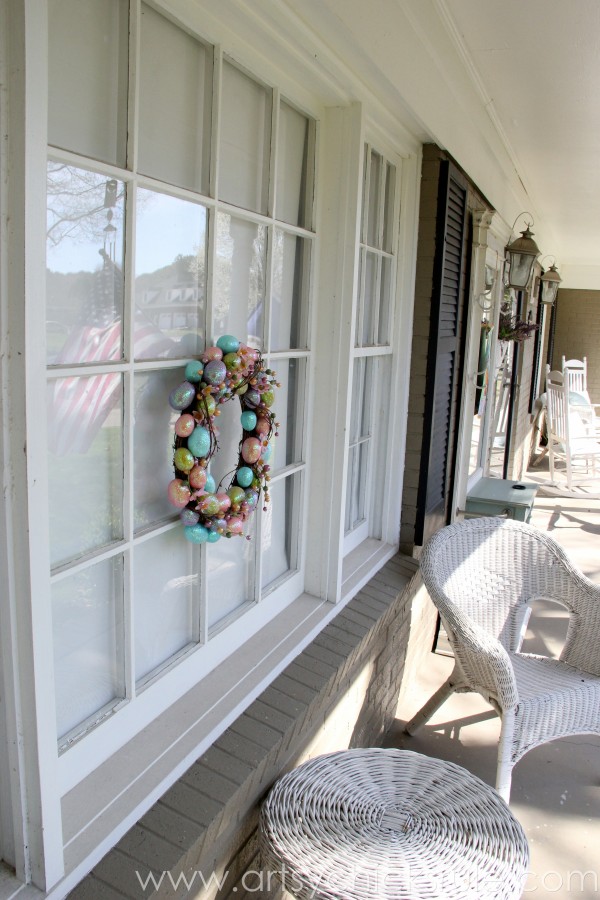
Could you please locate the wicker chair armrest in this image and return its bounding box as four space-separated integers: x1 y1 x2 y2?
560 609 600 675
445 615 519 709
546 567 600 674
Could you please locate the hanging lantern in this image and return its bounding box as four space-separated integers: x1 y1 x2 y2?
505 224 540 289
540 262 562 305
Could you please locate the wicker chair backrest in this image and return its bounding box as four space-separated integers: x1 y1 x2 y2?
421 518 580 650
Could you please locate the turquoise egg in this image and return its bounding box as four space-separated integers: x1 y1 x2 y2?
206 530 221 543
216 334 240 354
205 473 216 493
184 360 204 383
169 381 196 411
236 466 254 488
240 410 257 431
184 524 209 543
188 426 210 459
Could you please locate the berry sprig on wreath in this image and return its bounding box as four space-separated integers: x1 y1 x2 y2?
167 335 279 543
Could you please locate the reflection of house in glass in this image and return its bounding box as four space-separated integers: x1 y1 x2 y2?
139 282 202 332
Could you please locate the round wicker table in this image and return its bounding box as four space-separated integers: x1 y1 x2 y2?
259 748 529 900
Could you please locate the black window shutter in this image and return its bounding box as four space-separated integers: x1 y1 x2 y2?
415 161 468 546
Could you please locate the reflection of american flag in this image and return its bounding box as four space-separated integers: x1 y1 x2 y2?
48 253 173 455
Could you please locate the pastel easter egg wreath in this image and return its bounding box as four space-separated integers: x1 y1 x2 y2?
167 335 279 544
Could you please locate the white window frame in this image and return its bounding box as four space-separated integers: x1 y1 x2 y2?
42 3 321 783
1 3 422 892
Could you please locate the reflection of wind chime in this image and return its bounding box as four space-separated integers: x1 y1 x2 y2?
103 178 118 262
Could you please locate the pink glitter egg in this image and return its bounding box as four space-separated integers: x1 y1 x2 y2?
217 492 231 513
167 478 191 508
241 436 261 464
189 466 207 490
226 516 244 535
255 416 270 436
174 413 195 437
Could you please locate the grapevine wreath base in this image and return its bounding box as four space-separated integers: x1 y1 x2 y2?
167 334 279 544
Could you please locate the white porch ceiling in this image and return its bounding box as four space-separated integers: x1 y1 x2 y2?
227 0 600 286
442 0 600 281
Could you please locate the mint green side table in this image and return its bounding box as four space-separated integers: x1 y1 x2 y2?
465 478 538 522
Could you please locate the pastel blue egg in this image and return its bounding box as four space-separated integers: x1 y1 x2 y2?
206 529 221 543
180 508 200 526
184 524 209 543
240 410 257 431
236 466 253 488
188 426 210 459
184 360 204 383
216 334 240 354
169 381 196 411
262 441 273 463
204 473 216 493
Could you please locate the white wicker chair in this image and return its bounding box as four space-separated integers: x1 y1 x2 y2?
405 517 600 801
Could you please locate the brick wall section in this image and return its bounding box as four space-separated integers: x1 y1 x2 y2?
68 555 421 900
551 289 600 403
399 144 443 553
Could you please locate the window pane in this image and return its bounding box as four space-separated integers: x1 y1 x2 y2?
207 525 255 630
276 101 311 228
133 531 196 682
133 370 184 533
271 358 304 470
47 164 125 365
383 161 396 253
48 374 123 566
135 189 207 360
219 61 271 214
262 474 299 591
367 150 382 248
377 256 393 345
360 251 377 346
48 0 128 165
271 231 310 351
52 556 124 740
350 357 372 445
345 442 368 534
138 4 211 193
214 213 266 348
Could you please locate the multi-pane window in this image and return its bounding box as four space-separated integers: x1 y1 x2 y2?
46 1 315 746
345 146 398 548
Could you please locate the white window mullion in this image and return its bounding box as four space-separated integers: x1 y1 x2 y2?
123 368 135 699
127 0 141 173
210 46 222 200
361 143 371 245
269 88 280 219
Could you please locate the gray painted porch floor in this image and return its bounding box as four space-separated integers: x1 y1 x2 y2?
385 465 600 900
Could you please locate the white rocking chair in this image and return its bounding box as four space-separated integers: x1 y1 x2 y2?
405 518 600 801
545 376 600 488
561 356 600 433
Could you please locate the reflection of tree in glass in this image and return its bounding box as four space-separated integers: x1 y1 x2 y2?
214 214 265 346
47 162 125 250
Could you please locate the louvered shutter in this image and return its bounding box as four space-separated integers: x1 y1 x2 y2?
415 161 468 545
